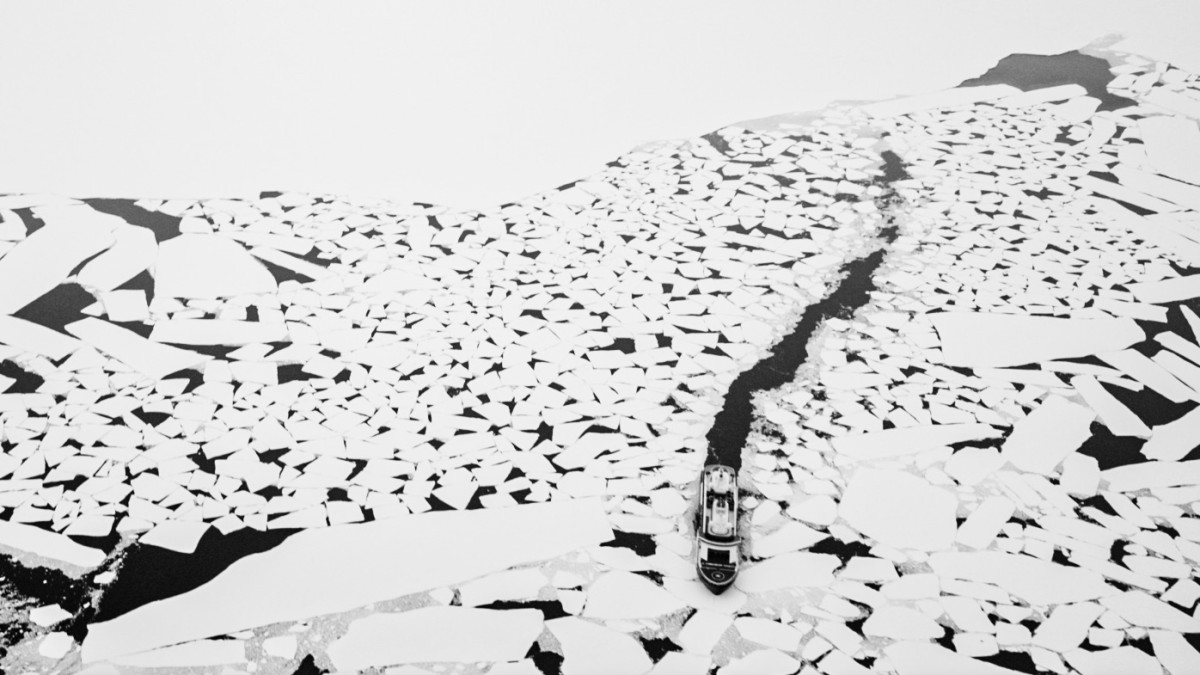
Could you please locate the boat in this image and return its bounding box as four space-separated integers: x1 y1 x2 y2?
696 464 740 594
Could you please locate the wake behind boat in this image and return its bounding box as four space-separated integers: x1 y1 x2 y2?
695 464 741 593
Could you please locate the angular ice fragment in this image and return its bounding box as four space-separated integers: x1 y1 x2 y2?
0 316 81 360
0 519 105 568
1140 116 1200 187
1000 396 1095 475
1101 590 1200 631
862 606 943 640
735 552 839 593
885 642 1023 674
138 520 210 554
928 552 1113 605
0 205 116 314
584 571 687 619
832 423 1000 461
931 313 1144 368
839 469 957 551
956 496 1015 549
1103 460 1200 491
76 225 157 293
1128 275 1200 305
66 318 210 380
1031 602 1103 652
150 320 289 346
1071 375 1151 438
155 234 277 299
112 640 245 668
327 607 542 670
1099 349 1199 404
1142 407 1200 461
547 617 653 675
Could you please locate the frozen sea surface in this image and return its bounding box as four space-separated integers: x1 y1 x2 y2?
3 40 1200 675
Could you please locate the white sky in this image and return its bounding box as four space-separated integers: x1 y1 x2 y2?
2 1 1198 210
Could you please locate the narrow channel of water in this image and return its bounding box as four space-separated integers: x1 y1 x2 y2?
705 150 908 468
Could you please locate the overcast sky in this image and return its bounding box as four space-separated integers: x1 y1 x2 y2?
2 1 1197 210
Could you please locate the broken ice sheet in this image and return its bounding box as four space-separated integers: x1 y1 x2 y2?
1139 115 1200 187
75 224 157 293
931 313 1144 368
149 319 289 346
111 639 246 668
929 551 1113 605
582 571 686 619
832 422 1000 461
138 520 210 554
0 315 81 360
66 318 210 381
1000 395 1094 475
0 519 105 568
0 204 117 314
155 233 277 299
546 616 653 675
82 499 611 661
839 468 957 551
327 607 542 671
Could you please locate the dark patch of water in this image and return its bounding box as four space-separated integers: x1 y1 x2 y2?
291 654 328 675
92 526 298 622
12 208 46 237
0 360 44 393
600 530 657 557
705 238 897 467
479 599 568 621
114 269 156 303
84 199 182 243
11 283 94 333
958 50 1136 111
978 649 1040 674
528 641 565 675
1077 422 1148 471
639 636 681 662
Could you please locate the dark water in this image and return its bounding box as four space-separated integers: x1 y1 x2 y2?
958 50 1135 111
705 151 908 469
84 198 183 243
92 526 298 623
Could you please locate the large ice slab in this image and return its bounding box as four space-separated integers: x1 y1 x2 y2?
1140 116 1200 187
0 315 81 360
859 84 1018 118
327 607 542 671
149 320 289 346
66 318 210 380
929 552 1114 605
1071 374 1151 438
548 617 652 675
1103 460 1200 491
155 234 277 299
833 423 1000 461
0 519 105 568
75 225 157 293
886 642 1023 674
1128 275 1200 305
82 498 612 661
1001 396 1095 475
0 204 116 314
931 313 1144 368
583 571 687 619
839 469 957 551
735 552 839 593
